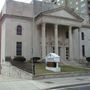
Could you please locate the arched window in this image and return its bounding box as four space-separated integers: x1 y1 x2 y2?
81 32 84 40
17 25 22 35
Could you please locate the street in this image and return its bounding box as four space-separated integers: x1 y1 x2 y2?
51 85 90 90
0 75 90 90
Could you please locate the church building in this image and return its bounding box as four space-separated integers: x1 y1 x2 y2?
0 0 90 66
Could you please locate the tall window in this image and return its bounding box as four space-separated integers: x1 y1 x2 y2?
66 47 69 60
81 32 84 40
66 31 69 39
82 45 85 56
52 47 55 53
17 25 22 35
16 42 22 56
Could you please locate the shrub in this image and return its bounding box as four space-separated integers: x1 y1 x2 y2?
86 57 90 62
5 56 12 62
13 56 26 62
30 57 40 63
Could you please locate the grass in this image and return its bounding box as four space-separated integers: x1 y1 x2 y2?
35 63 90 75
35 63 54 75
61 65 90 72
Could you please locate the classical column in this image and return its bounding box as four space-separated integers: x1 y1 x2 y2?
78 28 80 60
54 24 58 54
69 26 73 60
42 23 46 58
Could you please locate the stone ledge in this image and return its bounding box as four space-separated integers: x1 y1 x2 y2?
33 72 90 80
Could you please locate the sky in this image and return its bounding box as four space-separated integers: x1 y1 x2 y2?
0 0 32 12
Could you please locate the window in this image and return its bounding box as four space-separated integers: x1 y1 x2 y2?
66 31 69 39
82 45 85 56
88 1 90 4
76 2 78 5
81 32 84 40
76 7 79 10
66 47 69 60
17 25 22 35
58 47 61 56
52 47 55 53
16 42 22 56
81 0 84 2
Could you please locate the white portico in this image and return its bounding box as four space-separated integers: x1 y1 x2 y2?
36 6 83 60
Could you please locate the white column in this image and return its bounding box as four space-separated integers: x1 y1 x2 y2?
78 28 81 60
42 23 46 58
69 26 73 60
54 24 58 54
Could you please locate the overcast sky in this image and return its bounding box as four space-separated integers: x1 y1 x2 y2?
0 0 32 12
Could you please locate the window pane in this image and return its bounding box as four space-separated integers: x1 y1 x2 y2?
82 45 85 56
16 42 22 55
81 32 84 40
66 31 69 39
17 25 22 35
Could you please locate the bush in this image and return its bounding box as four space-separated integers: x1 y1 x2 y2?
86 57 90 62
5 56 12 62
30 57 40 63
13 56 26 62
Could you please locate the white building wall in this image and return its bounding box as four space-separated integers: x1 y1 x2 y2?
1 0 33 18
33 23 41 57
6 0 33 18
73 29 80 60
80 27 90 59
5 17 33 60
1 20 6 63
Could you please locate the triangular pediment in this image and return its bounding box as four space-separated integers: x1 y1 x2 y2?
42 6 83 22
45 10 76 19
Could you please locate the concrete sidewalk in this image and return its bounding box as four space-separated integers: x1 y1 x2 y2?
0 75 47 90
0 75 90 90
37 76 90 89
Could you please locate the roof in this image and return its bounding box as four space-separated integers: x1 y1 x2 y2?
37 6 84 22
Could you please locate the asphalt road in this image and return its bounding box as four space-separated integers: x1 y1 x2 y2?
51 85 90 90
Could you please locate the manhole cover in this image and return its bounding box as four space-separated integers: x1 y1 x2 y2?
76 78 84 81
45 81 54 84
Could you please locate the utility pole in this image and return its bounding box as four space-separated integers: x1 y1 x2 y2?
32 0 36 77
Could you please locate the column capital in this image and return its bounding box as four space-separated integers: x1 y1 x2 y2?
42 23 46 27
54 24 58 27
69 25 72 29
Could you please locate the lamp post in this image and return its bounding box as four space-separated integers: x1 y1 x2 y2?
32 0 36 77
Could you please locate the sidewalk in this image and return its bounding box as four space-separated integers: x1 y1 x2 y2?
0 75 90 90
37 76 90 89
0 75 47 90
0 75 15 81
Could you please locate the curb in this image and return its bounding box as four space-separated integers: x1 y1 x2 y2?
46 83 90 90
34 72 90 80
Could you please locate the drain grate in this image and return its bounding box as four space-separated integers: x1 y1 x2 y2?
45 81 54 84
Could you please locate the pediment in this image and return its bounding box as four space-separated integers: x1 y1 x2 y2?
42 7 83 22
